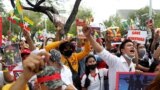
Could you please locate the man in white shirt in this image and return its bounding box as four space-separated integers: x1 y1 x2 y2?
82 26 137 90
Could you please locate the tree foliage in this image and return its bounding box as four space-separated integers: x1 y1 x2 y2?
10 0 82 36
76 8 92 20
103 6 160 37
129 6 160 28
103 15 125 36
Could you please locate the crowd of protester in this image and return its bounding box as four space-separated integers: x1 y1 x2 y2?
0 24 160 90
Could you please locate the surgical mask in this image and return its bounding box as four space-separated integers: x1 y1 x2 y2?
123 54 135 61
138 49 146 59
89 51 94 55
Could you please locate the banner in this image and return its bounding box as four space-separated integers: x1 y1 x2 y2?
127 30 147 44
116 72 156 90
0 15 2 46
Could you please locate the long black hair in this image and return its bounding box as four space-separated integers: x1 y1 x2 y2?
84 55 97 88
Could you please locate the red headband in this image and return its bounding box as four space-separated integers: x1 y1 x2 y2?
37 72 61 83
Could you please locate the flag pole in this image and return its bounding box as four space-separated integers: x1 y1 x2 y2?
149 0 152 19
19 12 24 41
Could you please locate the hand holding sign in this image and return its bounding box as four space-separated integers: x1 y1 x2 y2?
82 26 92 38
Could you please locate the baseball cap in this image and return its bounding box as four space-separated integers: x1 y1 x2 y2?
49 49 63 66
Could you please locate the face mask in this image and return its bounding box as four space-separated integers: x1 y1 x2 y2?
88 64 97 70
89 51 94 55
63 50 73 57
138 49 146 59
123 54 135 61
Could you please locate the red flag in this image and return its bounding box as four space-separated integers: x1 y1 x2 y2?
8 17 17 24
19 22 30 31
0 16 2 46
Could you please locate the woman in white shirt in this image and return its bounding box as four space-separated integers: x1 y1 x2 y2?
81 55 108 90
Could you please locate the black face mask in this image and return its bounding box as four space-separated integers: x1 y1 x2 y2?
88 64 97 70
63 50 73 57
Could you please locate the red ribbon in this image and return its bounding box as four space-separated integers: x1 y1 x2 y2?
37 73 61 83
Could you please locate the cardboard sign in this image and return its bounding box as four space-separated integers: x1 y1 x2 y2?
106 27 121 44
76 19 86 39
127 30 147 44
116 72 156 90
4 44 22 66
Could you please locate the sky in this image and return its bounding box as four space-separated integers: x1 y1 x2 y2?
2 0 160 23
81 0 160 23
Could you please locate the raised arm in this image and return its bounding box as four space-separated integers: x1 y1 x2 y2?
75 39 90 60
22 30 36 51
151 31 159 53
2 52 48 90
82 26 119 67
105 31 112 51
82 26 103 53
153 46 160 60
45 40 63 52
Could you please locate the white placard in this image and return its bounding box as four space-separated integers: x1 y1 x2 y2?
127 30 147 44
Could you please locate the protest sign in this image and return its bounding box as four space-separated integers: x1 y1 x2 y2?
89 22 101 38
76 19 86 39
127 30 147 44
116 72 156 90
106 27 121 44
4 44 22 66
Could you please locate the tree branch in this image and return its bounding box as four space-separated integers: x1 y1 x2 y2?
64 0 82 34
45 11 54 23
22 6 37 12
37 6 59 14
10 0 15 8
35 0 45 7
26 0 35 7
47 7 59 14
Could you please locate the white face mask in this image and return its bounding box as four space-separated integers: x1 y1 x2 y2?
123 54 135 61
89 51 94 55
